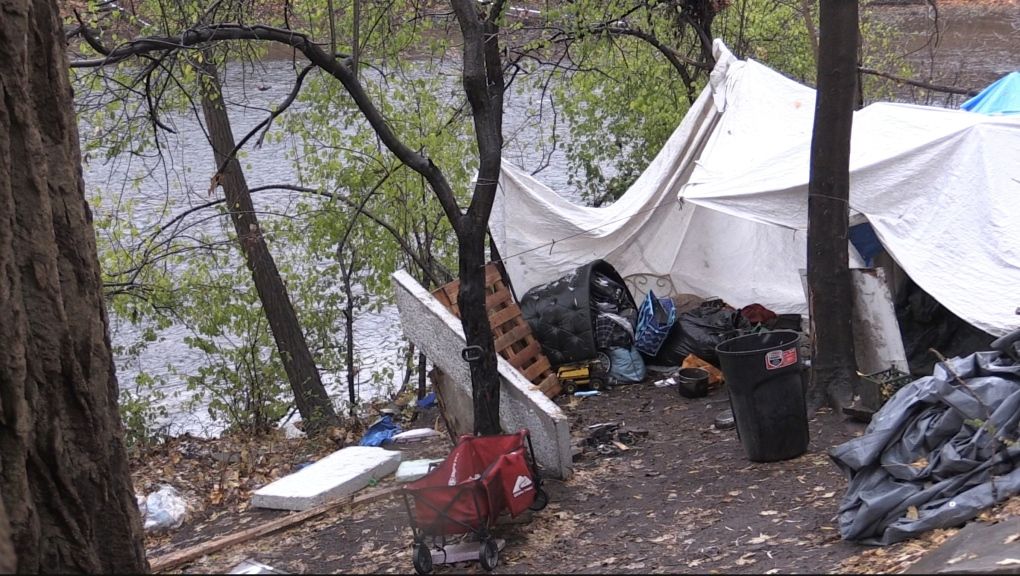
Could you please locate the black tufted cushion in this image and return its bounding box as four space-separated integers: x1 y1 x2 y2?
519 260 636 366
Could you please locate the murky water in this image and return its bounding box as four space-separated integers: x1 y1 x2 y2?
864 2 1020 105
83 4 1018 437
84 59 578 437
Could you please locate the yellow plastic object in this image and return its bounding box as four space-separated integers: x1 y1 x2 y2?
681 354 724 386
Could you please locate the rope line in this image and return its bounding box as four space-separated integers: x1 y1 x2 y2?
487 189 855 268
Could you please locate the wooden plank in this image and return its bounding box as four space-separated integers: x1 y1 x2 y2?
485 288 513 311
538 373 562 396
432 288 453 309
483 265 503 285
488 304 522 330
434 282 461 308
522 357 552 381
505 339 542 366
494 324 532 354
149 486 399 573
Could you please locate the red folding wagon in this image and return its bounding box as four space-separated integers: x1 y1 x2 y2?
401 429 548 574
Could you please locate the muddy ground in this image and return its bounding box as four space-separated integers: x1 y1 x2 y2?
137 373 1017 575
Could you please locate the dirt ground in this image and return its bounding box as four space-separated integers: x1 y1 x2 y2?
135 372 1019 575
131 9 1020 571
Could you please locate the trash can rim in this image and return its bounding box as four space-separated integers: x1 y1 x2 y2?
715 329 802 356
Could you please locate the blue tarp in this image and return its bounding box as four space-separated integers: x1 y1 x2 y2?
359 414 401 446
416 391 437 409
849 222 883 267
960 71 1020 116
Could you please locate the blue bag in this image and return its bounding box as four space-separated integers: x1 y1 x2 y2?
607 346 646 383
634 289 677 356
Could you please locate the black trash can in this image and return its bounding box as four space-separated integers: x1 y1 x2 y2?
716 330 809 462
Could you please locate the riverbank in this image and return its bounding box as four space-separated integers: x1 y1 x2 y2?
133 376 1020 574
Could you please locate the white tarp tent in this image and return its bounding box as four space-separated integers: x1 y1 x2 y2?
490 39 1020 337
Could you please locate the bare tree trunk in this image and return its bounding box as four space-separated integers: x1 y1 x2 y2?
451 0 507 436
807 0 859 411
198 61 340 433
800 0 820 66
0 0 148 571
457 233 502 435
417 350 427 402
339 257 358 417
0 498 16 573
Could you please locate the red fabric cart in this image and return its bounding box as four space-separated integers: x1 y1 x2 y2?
401 429 548 574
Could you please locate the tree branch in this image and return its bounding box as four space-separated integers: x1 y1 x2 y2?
68 23 464 228
208 63 315 184
858 66 979 97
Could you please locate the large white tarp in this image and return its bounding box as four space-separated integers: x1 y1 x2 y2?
491 40 1020 336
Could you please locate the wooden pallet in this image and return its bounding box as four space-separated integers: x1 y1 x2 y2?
432 263 561 398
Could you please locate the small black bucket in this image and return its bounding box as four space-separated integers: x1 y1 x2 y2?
676 367 709 398
716 330 809 462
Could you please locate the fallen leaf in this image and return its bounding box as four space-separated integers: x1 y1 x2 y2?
906 506 919 520
747 533 774 545
735 552 757 566
946 553 976 565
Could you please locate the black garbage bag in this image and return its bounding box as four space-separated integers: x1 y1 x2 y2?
648 300 751 366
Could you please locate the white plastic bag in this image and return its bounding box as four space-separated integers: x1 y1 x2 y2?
141 484 188 533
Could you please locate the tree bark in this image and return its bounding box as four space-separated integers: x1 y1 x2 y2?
807 0 859 411
800 0 820 67
0 0 148 571
451 0 507 436
0 497 15 573
198 61 340 433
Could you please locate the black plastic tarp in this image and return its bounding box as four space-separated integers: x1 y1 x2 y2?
829 351 1020 545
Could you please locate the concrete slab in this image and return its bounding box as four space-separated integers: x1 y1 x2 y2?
393 270 573 479
850 267 910 411
228 559 289 574
905 521 1020 574
251 446 401 511
392 428 440 443
395 458 444 483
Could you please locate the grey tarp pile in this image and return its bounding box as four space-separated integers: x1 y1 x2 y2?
829 351 1020 545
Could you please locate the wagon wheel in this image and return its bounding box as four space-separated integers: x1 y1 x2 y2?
529 487 549 511
563 380 577 394
589 376 605 391
595 349 612 373
412 543 433 575
479 538 499 571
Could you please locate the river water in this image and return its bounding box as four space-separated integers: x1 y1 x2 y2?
82 4 1018 438
85 58 577 437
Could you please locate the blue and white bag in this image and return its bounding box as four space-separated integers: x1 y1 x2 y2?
634 289 677 357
